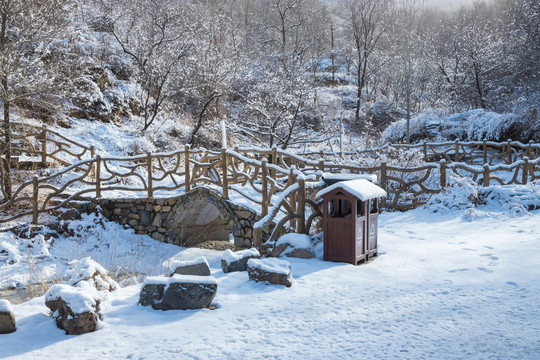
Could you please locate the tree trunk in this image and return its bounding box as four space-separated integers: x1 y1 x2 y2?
1 76 12 200
0 8 12 200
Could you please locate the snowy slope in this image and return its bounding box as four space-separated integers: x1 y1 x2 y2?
1 206 539 359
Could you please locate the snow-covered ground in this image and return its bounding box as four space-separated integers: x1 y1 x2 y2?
1 202 539 359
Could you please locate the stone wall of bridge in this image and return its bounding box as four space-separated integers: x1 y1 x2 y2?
97 188 273 248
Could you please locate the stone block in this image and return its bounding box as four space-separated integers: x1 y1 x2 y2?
166 257 211 277
247 258 293 287
153 205 161 212
151 232 166 242
45 284 101 335
128 219 138 227
0 300 16 334
162 206 172 212
151 213 162 227
139 275 217 310
221 248 260 273
140 211 151 226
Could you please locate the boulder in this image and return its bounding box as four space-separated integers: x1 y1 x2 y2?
0 299 16 334
247 258 293 287
272 233 315 259
221 248 260 273
139 275 217 310
45 284 101 335
67 257 120 292
165 257 211 277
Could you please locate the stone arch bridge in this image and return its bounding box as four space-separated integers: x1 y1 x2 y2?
97 187 273 248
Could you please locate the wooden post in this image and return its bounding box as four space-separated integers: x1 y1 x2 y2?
483 164 490 187
233 145 239 169
289 167 297 228
454 140 460 162
297 175 306 234
146 152 153 199
253 227 262 250
32 175 39 225
222 148 229 200
95 155 101 198
40 125 47 166
90 145 96 175
184 145 191 192
482 139 487 164
318 159 325 173
440 161 447 188
507 139 512 164
522 157 529 185
380 162 387 209
423 141 427 162
271 146 277 180
528 140 533 160
261 159 268 216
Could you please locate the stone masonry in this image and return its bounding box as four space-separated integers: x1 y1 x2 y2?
98 187 273 248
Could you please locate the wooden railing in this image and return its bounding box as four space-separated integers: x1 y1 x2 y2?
1 122 95 167
300 139 540 166
1 124 539 245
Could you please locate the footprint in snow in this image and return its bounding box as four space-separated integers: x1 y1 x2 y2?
448 268 470 273
480 254 499 261
477 267 493 273
506 281 518 287
462 248 477 252
483 245 494 250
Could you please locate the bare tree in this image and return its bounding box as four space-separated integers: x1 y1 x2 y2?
0 0 74 200
104 0 194 132
343 0 390 126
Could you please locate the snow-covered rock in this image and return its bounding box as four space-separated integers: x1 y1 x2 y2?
44 284 101 335
273 234 315 259
221 248 261 273
247 258 293 287
66 257 120 292
139 275 218 310
164 257 211 277
0 299 16 334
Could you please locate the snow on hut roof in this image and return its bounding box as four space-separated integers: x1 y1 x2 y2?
317 179 387 201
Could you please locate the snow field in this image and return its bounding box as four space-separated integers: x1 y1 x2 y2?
1 208 539 359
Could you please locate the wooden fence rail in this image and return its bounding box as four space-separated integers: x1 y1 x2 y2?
1 124 540 243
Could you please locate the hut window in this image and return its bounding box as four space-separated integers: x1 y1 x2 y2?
328 199 351 218
356 200 365 217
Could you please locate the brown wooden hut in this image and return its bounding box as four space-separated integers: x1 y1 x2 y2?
318 179 387 265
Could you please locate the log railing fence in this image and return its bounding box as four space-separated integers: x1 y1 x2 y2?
1 125 539 245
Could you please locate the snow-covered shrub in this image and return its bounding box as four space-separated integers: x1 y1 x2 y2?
425 174 480 213
383 109 540 143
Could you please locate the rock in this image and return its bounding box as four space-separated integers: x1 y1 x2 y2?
272 233 315 259
138 282 165 307
221 248 260 273
247 258 293 287
67 257 120 292
139 275 217 310
0 300 16 334
45 284 101 335
165 257 211 277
